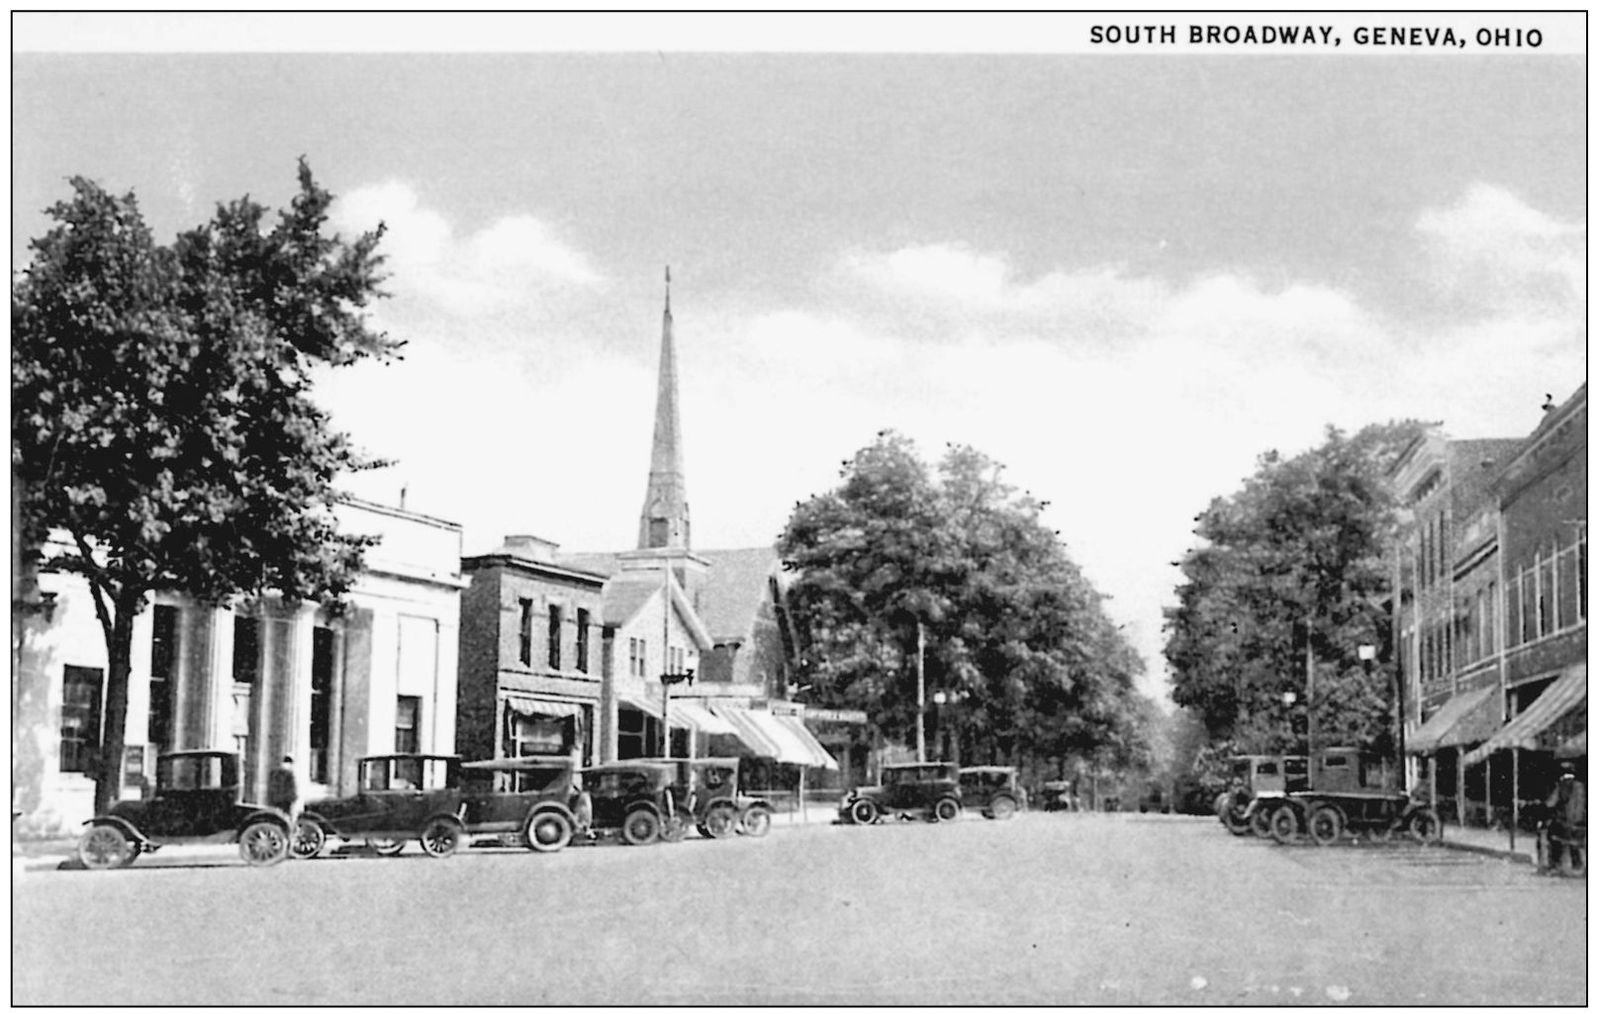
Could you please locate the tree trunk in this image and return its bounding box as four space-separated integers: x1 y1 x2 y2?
93 600 137 815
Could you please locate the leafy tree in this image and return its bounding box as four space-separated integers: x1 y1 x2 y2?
1164 422 1426 759
778 431 1152 777
12 161 398 813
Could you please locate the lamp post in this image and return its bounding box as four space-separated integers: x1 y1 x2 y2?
916 621 927 763
932 690 947 761
659 669 694 758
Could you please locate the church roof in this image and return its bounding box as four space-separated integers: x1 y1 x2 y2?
696 546 784 644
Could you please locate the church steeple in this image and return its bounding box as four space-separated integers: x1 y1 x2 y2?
638 267 691 550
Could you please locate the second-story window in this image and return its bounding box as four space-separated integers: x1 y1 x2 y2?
576 609 590 673
548 605 563 670
518 599 534 666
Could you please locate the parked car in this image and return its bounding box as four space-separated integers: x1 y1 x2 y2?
958 766 1024 819
75 750 292 870
1268 747 1439 846
460 756 580 853
298 754 465 859
838 762 962 824
1039 780 1079 812
664 757 775 839
578 762 684 845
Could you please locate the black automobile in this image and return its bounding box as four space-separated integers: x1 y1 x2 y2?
578 762 684 845
664 757 775 839
838 762 963 824
958 766 1024 820
298 754 466 859
460 756 581 853
75 750 292 870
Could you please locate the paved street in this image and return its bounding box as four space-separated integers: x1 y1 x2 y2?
13 812 1585 1005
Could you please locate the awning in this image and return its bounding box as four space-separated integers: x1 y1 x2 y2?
617 687 664 719
773 714 839 770
712 706 817 767
666 700 735 736
503 696 584 720
1406 686 1500 754
1463 666 1587 766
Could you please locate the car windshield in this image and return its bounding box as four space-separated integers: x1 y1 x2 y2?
361 757 454 791
161 754 228 791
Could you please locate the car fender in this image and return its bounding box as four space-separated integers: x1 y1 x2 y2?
83 815 147 845
234 810 292 839
424 809 466 830
624 801 662 819
526 800 575 823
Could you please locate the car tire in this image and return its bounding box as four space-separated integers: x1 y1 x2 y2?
848 799 878 826
1222 805 1251 836
367 837 407 857
740 806 772 838
525 810 574 854
622 808 661 846
933 797 961 822
1406 808 1441 845
704 804 738 839
989 796 1018 821
1308 806 1344 846
238 820 291 867
1269 805 1300 844
661 816 687 844
419 817 463 859
77 824 136 871
1249 805 1276 838
291 818 326 860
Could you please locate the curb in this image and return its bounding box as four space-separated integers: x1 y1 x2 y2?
1436 837 1534 865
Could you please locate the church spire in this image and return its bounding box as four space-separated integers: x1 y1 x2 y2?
638 266 690 550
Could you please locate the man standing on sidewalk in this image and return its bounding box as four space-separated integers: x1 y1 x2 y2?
267 755 302 822
1542 761 1586 873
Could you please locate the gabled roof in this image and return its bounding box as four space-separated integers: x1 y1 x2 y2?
696 547 782 643
599 571 713 650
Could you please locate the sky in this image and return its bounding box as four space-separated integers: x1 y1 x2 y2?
10 14 1588 703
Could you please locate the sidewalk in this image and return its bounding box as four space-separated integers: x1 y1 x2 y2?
1435 822 1537 864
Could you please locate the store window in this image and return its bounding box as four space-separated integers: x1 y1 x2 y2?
60 665 105 774
148 605 178 752
396 695 422 754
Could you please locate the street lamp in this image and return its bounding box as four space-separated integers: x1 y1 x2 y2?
1281 690 1298 753
659 668 695 759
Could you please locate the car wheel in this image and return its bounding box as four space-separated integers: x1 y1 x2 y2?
661 816 687 844
704 804 738 839
419 817 462 859
1406 808 1441 845
1308 806 1344 846
1222 805 1251 836
367 837 407 857
238 821 290 867
525 810 574 854
933 797 961 822
291 818 326 860
848 799 878 826
622 808 661 846
989 796 1018 821
77 825 136 871
1269 805 1300 844
740 806 772 838
1249 805 1277 838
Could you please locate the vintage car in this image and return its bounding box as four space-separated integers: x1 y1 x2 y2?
298 754 466 859
1039 780 1079 812
1238 755 1309 836
459 756 580 853
664 757 775 839
75 750 292 870
578 762 685 846
958 766 1024 820
1268 747 1441 846
1216 754 1306 836
838 762 962 824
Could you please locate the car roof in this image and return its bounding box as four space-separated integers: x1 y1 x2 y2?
159 750 236 760
360 753 460 763
462 757 574 772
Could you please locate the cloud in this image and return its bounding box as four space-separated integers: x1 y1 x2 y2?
330 181 602 318
1415 183 1585 316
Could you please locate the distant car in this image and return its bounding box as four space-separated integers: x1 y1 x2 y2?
958 766 1024 820
838 762 962 824
663 757 775 839
75 750 292 870
459 756 580 853
579 762 684 845
1039 780 1079 812
298 754 466 859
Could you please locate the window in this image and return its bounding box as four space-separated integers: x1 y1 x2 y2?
548 605 563 670
576 609 590 673
618 707 647 760
59 665 104 773
395 695 421 754
506 712 569 757
310 626 335 783
518 599 534 666
629 638 646 678
232 616 261 684
148 605 178 751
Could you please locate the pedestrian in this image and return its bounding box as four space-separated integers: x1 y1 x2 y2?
267 755 302 822
1542 761 1586 873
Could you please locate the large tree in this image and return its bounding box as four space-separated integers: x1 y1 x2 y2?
1163 422 1425 758
778 431 1151 775
12 161 398 813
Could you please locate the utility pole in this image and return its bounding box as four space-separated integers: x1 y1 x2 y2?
916 621 926 763
1305 618 1316 780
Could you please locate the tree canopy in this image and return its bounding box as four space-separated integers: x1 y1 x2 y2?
777 431 1153 776
1163 422 1426 758
12 160 398 811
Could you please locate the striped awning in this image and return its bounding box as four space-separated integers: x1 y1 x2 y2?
1463 666 1587 767
1406 686 1499 754
617 687 664 719
712 706 816 767
666 700 735 736
773 714 839 770
503 696 584 720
